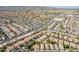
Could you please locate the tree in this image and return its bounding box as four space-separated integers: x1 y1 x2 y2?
0 46 6 52
20 44 24 47
63 44 69 49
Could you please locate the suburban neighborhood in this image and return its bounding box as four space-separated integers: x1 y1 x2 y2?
0 6 79 52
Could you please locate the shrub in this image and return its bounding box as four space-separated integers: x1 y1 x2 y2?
63 44 69 49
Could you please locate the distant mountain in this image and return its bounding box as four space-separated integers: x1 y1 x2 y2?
53 6 79 10
0 6 79 11
0 6 56 11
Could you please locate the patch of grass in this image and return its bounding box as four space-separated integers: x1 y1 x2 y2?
69 46 78 50
47 39 56 44
75 36 79 40
33 41 40 44
69 49 74 52
60 24 64 29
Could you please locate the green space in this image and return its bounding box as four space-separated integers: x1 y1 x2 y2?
63 44 78 51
